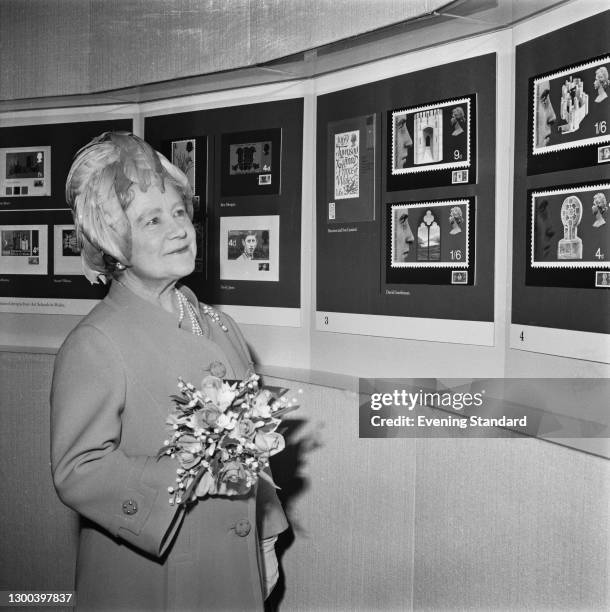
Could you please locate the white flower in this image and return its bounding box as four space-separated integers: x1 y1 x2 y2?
251 390 273 418
217 383 237 411
216 413 236 430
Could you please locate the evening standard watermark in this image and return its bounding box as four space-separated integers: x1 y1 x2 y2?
359 378 610 439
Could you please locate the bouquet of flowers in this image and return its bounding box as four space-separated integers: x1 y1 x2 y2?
158 372 299 506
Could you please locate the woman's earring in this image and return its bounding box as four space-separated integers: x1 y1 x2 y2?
114 261 126 271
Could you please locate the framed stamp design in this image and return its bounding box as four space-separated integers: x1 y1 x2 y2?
53 224 82 276
529 55 610 173
221 129 281 196
451 270 468 284
171 139 196 194
0 146 51 197
164 136 205 197
0 224 48 275
219 215 279 282
595 271 610 287
388 95 476 190
528 183 610 288
390 200 470 268
386 199 475 286
327 114 376 223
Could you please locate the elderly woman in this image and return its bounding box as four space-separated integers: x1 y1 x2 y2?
51 132 287 611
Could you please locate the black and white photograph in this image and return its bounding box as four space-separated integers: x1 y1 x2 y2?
0 224 48 274
1 5 609 612
53 224 82 276
220 128 281 196
219 215 279 281
0 145 51 196
227 228 269 261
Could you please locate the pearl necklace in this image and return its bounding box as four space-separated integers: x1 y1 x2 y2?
174 288 203 336
174 288 228 335
201 303 229 332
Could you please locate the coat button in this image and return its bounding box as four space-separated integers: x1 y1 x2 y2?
209 361 227 378
234 519 251 537
122 499 138 515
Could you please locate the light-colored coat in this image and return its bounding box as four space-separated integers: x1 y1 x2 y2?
51 281 288 611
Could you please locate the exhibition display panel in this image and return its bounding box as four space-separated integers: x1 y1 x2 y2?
512 11 610 357
316 54 496 339
0 118 133 313
145 98 303 311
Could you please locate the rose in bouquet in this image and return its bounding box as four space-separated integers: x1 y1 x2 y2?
158 372 299 506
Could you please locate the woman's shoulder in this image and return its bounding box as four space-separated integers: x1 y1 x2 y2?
54 313 124 385
57 294 124 359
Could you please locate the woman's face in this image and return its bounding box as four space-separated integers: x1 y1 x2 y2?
124 183 196 288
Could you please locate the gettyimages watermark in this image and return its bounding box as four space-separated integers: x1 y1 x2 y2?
359 378 610 438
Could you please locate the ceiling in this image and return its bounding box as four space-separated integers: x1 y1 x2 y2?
0 0 574 112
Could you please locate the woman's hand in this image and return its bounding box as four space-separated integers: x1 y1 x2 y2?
194 470 250 498
260 536 279 598
213 480 244 497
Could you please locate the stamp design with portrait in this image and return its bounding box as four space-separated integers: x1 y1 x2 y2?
391 97 472 176
390 200 470 268
530 183 610 269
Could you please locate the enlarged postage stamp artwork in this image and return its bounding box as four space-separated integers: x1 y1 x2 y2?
171 139 196 193
391 97 472 176
229 141 272 175
334 129 360 199
221 129 281 196
327 114 376 223
532 56 610 155
390 200 470 268
53 224 82 276
1 146 51 197
219 215 279 282
530 184 610 268
595 270 610 287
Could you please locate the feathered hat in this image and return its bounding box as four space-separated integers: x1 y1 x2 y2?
65 132 192 284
